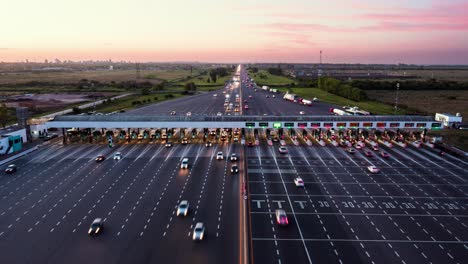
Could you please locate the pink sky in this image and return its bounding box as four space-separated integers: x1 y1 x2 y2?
1 0 467 64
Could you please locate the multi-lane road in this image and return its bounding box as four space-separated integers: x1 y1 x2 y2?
1 65 467 264
0 143 241 264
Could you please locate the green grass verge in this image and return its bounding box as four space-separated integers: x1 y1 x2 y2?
277 87 407 115
251 70 295 86
87 93 185 113
144 70 199 81
176 74 231 86
428 129 468 152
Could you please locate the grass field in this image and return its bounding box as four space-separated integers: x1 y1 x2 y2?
365 90 468 117
251 70 295 86
88 93 185 113
277 87 406 115
0 69 198 86
176 73 231 86
428 129 468 152
143 70 198 81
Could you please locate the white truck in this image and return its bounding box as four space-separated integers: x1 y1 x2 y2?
262 85 269 91
344 106 370 115
332 108 352 116
283 93 298 102
269 88 278 93
301 99 312 106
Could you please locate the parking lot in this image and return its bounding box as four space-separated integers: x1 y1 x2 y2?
246 143 468 264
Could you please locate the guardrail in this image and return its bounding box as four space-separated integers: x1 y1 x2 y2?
0 146 39 166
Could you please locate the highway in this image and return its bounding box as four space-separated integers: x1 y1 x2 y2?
1 65 467 264
0 142 241 264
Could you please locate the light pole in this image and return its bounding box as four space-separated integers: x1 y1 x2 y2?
394 82 400 114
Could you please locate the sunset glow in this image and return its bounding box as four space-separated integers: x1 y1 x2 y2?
1 0 467 64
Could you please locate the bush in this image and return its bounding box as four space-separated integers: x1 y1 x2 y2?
72 107 81 114
154 97 158 101
165 94 174 99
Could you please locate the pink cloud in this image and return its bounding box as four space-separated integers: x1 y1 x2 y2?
357 1 468 32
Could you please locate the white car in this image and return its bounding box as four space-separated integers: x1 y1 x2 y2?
165 141 172 148
294 177 304 187
192 222 205 241
216 152 224 160
299 111 305 115
181 158 189 169
217 112 222 116
186 112 192 116
213 94 218 97
278 146 288 154
367 166 380 173
113 152 122 160
177 200 189 216
313 97 319 102
230 153 237 161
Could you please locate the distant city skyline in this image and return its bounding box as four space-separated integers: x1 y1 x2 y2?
1 0 467 64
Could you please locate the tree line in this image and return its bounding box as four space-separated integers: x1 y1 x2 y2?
296 77 367 101
350 79 468 90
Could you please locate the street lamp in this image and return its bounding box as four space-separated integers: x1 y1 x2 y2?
394 82 400 114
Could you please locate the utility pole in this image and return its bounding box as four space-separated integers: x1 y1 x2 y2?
135 63 141 79
394 82 400 114
318 50 322 90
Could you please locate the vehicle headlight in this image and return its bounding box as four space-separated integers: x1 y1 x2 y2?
88 228 92 234
96 227 100 233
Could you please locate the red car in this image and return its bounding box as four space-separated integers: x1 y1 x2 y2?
247 141 254 147
275 209 289 226
372 146 379 151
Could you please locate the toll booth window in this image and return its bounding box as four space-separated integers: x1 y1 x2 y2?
417 123 426 128
311 123 320 128
404 123 414 128
376 122 386 128
431 123 441 128
390 123 400 128
337 122 345 128
298 123 307 127
349 122 359 127
284 122 294 128
324 123 333 128
245 122 255 127
363 122 373 127
259 122 268 127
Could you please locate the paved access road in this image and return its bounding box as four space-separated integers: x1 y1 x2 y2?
0 142 241 264
124 66 338 117
246 136 468 264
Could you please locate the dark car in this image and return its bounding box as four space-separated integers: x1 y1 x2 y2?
95 155 105 162
247 141 254 147
88 218 103 235
231 165 239 173
5 164 17 174
380 152 390 158
43 134 58 141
